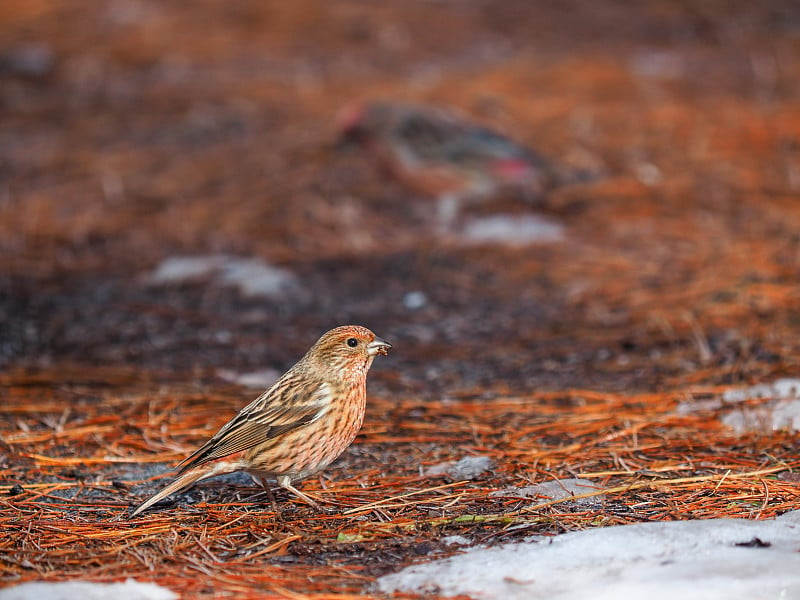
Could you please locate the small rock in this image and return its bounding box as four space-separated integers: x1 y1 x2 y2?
1 42 55 77
217 258 297 298
148 255 298 299
634 163 662 186
459 215 565 246
722 399 800 434
441 535 472 546
722 379 800 403
719 378 800 434
403 291 428 310
679 379 800 434
413 542 434 555
217 368 281 389
447 456 494 479
148 255 227 283
424 456 494 479
450 456 493 480
423 461 454 477
490 478 604 505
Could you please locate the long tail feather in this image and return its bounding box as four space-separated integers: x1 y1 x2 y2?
131 462 233 517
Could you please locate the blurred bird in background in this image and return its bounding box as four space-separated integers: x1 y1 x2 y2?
337 101 588 228
132 325 391 516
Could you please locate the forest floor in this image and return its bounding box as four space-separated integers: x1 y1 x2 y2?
2 1 800 598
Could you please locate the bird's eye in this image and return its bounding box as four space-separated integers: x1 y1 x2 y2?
346 337 359 348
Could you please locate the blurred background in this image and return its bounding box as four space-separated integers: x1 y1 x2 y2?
1 0 799 397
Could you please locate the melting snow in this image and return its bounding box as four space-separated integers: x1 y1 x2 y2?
0 579 175 600
378 511 800 600
721 378 800 403
216 368 281 389
678 378 800 434
458 215 565 245
148 255 298 299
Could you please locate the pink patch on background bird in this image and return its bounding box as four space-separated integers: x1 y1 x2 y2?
336 102 367 136
492 159 536 181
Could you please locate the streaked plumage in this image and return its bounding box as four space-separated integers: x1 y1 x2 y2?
131 325 391 516
337 101 559 225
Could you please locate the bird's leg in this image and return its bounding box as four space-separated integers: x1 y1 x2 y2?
436 193 461 233
256 477 279 513
277 475 323 512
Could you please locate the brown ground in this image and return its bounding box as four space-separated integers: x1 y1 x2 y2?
2 0 800 598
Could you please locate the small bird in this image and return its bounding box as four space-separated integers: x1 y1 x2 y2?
131 325 391 516
337 101 561 226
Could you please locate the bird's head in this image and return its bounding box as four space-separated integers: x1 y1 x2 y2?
334 102 397 148
307 325 391 381
335 102 370 144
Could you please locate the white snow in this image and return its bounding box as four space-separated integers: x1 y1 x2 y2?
148 255 298 298
677 378 800 434
0 579 176 600
149 255 223 283
458 215 565 245
216 368 281 389
722 378 800 403
378 511 800 600
216 257 297 298
722 399 800 434
441 535 472 546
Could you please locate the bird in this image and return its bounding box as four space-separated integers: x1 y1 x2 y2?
131 325 391 516
337 101 563 227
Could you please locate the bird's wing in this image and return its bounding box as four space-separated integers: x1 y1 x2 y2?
390 105 551 167
393 112 464 162
177 377 331 472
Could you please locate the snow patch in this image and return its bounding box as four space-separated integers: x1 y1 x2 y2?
378 511 800 600
148 255 298 299
0 579 176 600
441 535 472 546
217 368 281 389
458 215 565 245
676 378 800 434
721 378 800 403
722 399 800 434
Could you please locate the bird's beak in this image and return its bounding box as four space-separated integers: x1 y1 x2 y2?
367 337 392 356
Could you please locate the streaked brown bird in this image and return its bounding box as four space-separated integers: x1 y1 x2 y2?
337 101 563 226
131 325 391 516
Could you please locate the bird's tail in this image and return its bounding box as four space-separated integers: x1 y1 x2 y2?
130 462 234 517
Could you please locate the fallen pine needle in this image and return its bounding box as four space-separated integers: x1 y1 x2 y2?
342 481 470 515
522 464 799 512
